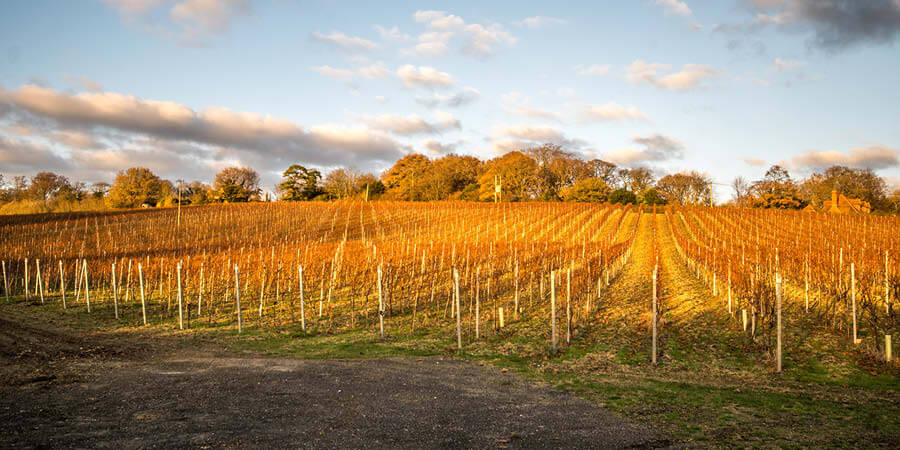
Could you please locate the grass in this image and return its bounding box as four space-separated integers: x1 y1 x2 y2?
3 294 898 448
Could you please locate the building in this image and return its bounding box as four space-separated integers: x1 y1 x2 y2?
819 189 871 214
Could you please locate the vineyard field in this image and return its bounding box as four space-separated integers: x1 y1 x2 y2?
1 202 898 447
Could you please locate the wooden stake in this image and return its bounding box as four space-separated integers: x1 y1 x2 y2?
177 262 183 330
886 335 892 362
112 262 119 319
776 274 783 373
2 261 7 303
454 268 462 351
235 264 242 333
566 268 571 345
139 263 147 325
852 263 858 344
551 271 557 352
377 264 384 338
83 259 91 313
298 265 306 332
59 260 66 309
36 260 44 305
198 263 204 316
499 307 505 328
652 265 658 365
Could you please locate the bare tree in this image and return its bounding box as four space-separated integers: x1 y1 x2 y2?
732 176 750 207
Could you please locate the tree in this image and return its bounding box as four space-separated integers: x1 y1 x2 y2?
587 159 619 187
641 188 667 206
561 177 611 202
657 172 711 205
420 154 482 200
750 165 806 209
106 167 165 208
620 167 655 198
382 154 432 201
801 165 889 211
477 151 538 201
91 182 111 199
214 167 261 202
29 172 70 202
609 188 637 205
525 144 591 199
323 168 361 199
731 176 751 207
279 164 322 201
354 173 385 199
11 176 29 201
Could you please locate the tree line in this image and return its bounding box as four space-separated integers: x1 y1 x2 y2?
2 143 899 214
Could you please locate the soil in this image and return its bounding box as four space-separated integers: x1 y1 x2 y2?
0 316 666 449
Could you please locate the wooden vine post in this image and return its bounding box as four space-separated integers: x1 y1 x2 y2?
2 261 8 303
454 268 462 351
776 273 783 373
566 268 571 345
138 263 147 326
83 259 91 313
36 260 44 305
59 260 66 309
177 261 184 330
235 264 242 334
851 263 858 344
298 266 306 332
551 271 557 352
112 262 119 320
377 263 384 338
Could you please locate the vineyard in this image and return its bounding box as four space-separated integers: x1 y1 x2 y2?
1 202 898 446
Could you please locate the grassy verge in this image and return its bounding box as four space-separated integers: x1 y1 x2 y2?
2 289 898 448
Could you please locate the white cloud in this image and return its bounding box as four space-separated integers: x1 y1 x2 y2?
421 139 459 156
410 10 516 58
655 0 692 16
396 65 454 89
580 102 648 122
99 0 166 16
493 124 566 143
773 57 807 71
63 74 104 92
415 87 480 108
625 60 718 91
374 96 388 103
575 64 610 76
311 31 378 52
169 0 251 44
502 105 561 121
358 112 460 136
358 62 390 79
516 16 567 28
743 157 766 166
99 0 250 44
406 41 449 57
0 84 407 174
784 146 900 170
312 66 355 83
373 25 411 41
602 134 685 166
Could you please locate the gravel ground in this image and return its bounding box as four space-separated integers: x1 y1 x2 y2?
1 355 666 449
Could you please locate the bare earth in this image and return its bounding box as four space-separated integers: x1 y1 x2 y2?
0 316 666 449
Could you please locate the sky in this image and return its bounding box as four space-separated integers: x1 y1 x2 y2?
1 0 899 201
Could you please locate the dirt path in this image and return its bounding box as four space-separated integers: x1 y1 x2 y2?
0 319 664 449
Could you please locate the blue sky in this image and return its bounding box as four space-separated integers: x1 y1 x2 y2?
1 0 899 200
